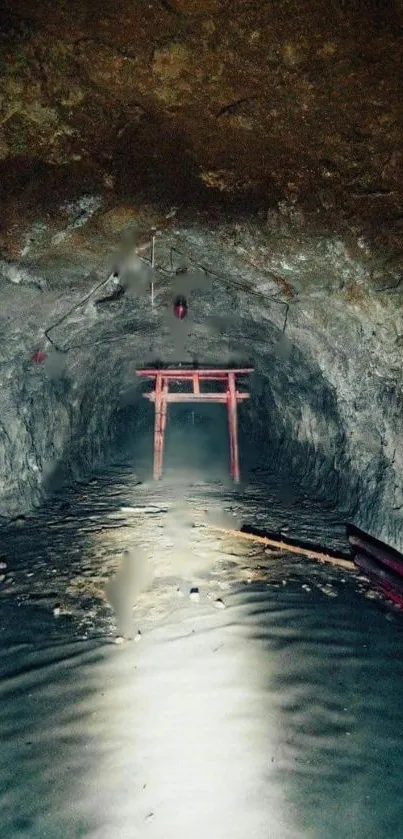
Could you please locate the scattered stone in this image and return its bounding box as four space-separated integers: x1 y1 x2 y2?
114 635 125 645
301 584 311 592
53 604 61 617
0 561 7 570
189 586 200 602
214 597 226 609
0 574 5 583
321 586 337 598
134 630 142 642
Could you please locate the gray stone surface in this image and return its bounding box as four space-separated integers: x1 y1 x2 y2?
0 196 402 551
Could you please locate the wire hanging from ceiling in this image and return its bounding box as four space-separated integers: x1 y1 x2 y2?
40 230 291 357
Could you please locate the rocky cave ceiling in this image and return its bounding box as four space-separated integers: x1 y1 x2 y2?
0 0 403 548
0 0 402 245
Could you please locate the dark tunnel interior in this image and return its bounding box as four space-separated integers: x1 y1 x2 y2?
1 0 403 836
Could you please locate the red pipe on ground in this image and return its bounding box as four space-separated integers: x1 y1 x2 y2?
354 551 403 607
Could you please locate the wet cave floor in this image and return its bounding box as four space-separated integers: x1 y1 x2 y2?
1 458 403 838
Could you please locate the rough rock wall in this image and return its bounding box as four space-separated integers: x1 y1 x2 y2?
0 0 402 548
185 218 403 548
1 197 402 553
1 0 402 253
0 275 139 518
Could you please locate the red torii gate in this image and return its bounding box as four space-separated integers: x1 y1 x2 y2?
136 367 254 482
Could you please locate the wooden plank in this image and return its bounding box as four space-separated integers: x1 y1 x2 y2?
205 525 354 570
136 368 254 380
144 392 250 403
138 366 254 483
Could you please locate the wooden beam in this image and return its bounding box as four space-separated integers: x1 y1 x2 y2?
153 373 162 480
158 378 168 479
153 376 168 480
227 371 240 482
206 525 354 570
144 392 250 403
193 371 200 394
136 368 254 380
138 366 254 482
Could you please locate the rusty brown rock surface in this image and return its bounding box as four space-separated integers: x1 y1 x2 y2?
0 0 402 251
0 0 403 553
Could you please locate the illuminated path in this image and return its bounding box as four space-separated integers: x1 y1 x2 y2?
1 469 403 837
82 599 295 839
2 584 403 838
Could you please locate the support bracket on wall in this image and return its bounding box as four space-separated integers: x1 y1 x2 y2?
136 367 254 482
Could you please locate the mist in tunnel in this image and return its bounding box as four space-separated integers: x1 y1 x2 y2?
127 401 231 482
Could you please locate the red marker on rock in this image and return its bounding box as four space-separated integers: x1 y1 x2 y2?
173 294 188 319
31 351 47 365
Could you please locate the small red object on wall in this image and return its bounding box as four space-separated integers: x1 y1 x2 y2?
173 295 188 319
31 351 47 365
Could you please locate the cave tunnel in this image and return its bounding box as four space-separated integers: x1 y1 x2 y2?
1 0 403 836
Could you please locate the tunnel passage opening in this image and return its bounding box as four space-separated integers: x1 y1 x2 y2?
125 400 252 484
130 367 254 483
163 403 229 481
117 398 217 479
36 337 353 514
0 230 364 534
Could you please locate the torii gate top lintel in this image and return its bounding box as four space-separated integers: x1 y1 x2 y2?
136 367 254 482
136 367 254 378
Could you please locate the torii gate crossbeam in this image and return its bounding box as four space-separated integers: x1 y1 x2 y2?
136 368 254 482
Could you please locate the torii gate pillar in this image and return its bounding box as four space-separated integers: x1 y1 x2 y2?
136 368 254 482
